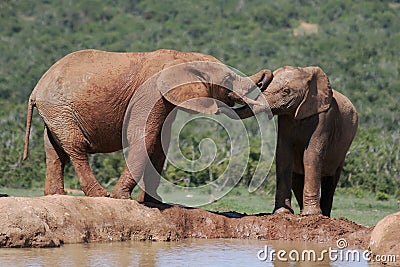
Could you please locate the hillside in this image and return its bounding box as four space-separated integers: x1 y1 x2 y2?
0 0 399 198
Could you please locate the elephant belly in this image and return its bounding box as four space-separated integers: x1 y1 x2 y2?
86 130 123 154
75 113 124 154
38 100 125 155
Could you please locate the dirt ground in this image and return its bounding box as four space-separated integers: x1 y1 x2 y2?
159 204 372 249
0 195 373 249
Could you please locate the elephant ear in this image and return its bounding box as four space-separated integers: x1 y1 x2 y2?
157 61 218 114
294 66 333 120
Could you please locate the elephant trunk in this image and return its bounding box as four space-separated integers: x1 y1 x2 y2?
218 69 273 119
218 92 272 120
248 69 273 92
230 69 273 99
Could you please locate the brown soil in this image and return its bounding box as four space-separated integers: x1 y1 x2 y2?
0 195 372 249
159 205 372 248
293 21 319 36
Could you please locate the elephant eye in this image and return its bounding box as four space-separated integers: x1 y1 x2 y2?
282 88 291 96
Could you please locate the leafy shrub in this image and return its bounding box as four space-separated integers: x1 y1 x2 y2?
0 0 398 195
375 192 390 201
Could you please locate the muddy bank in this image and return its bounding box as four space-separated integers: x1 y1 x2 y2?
0 195 371 248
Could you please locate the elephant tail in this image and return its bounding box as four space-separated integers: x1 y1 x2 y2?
23 96 36 160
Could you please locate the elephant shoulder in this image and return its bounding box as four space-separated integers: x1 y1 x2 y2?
332 89 358 127
332 90 356 112
183 52 223 66
58 49 108 63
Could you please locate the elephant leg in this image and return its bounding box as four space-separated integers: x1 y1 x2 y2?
302 151 323 216
137 153 164 204
291 172 304 213
137 136 165 203
114 164 138 200
273 125 294 214
112 98 174 200
138 111 174 203
40 108 109 197
44 127 69 195
70 155 110 197
112 131 160 199
320 167 341 217
118 141 165 202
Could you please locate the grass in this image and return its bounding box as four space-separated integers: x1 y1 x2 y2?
0 187 44 197
0 187 85 197
202 187 276 215
202 187 398 226
329 189 398 226
1 186 397 227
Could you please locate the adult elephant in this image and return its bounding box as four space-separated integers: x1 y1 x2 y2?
219 66 358 216
23 49 273 201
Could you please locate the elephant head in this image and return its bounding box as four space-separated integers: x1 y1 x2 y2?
156 60 273 114
219 66 332 120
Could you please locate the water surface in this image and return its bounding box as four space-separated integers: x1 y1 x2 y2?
0 239 370 267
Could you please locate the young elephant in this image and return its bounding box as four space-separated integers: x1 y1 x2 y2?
220 66 358 216
23 49 272 201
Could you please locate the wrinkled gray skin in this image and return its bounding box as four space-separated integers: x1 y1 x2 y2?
220 66 358 216
23 49 272 201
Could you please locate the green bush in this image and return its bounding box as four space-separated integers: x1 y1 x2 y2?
0 0 398 195
375 192 390 201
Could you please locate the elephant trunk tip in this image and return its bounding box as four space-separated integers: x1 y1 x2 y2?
256 70 274 92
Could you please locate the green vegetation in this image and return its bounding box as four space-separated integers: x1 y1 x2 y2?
0 0 399 222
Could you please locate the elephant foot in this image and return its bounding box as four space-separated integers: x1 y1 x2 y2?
110 186 132 199
44 183 66 195
84 183 110 197
44 188 66 196
273 207 294 214
137 191 163 204
301 205 322 216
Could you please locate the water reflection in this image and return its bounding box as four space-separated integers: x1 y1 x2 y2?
0 239 369 267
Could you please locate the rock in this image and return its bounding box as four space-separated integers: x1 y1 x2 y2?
369 212 400 265
0 195 372 248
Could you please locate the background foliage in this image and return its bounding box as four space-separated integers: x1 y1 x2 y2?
0 0 399 198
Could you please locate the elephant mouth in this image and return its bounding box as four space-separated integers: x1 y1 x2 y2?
271 97 297 115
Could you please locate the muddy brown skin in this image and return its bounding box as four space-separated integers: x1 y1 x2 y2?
220 66 358 217
23 49 272 200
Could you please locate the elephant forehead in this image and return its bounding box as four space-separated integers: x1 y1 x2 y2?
274 66 306 77
272 69 309 86
269 77 290 88
276 70 298 79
